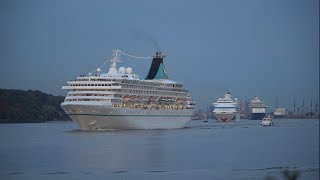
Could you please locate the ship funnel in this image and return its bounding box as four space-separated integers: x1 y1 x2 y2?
145 51 169 80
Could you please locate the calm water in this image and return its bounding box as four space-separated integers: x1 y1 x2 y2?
0 119 319 180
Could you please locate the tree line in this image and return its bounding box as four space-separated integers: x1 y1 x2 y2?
0 89 70 123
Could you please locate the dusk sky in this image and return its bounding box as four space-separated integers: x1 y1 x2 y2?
0 0 319 110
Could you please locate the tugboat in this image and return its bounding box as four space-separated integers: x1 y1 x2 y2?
261 114 274 127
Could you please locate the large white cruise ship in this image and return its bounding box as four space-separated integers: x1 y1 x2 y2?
61 50 195 130
212 92 239 122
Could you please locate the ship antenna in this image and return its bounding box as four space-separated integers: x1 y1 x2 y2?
107 49 122 76
111 49 122 67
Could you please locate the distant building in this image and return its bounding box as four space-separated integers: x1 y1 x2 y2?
239 99 249 119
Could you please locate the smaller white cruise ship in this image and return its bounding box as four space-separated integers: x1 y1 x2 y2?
212 92 239 122
249 96 267 120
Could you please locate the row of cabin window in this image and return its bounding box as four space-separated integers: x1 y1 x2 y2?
69 89 112 92
66 99 111 102
69 94 112 97
69 89 186 97
75 78 120 81
87 79 119 82
122 84 157 90
69 92 186 100
70 84 113 86
122 84 186 93
124 90 184 97
123 84 182 90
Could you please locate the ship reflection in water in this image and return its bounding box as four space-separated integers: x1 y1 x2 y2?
105 130 168 171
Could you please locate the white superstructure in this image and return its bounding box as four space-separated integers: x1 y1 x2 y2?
61 50 195 130
273 108 288 119
212 92 239 122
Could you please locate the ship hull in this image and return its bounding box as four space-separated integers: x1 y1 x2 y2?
214 112 237 122
274 115 287 119
249 113 265 120
61 104 194 130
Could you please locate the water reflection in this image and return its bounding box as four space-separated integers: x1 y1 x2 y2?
107 130 168 171
0 120 318 179
67 129 169 172
144 131 166 170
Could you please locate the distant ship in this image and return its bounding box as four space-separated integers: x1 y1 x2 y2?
273 108 288 119
61 50 195 130
212 92 239 122
249 96 266 120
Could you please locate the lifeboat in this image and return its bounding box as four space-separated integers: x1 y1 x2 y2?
123 95 139 102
